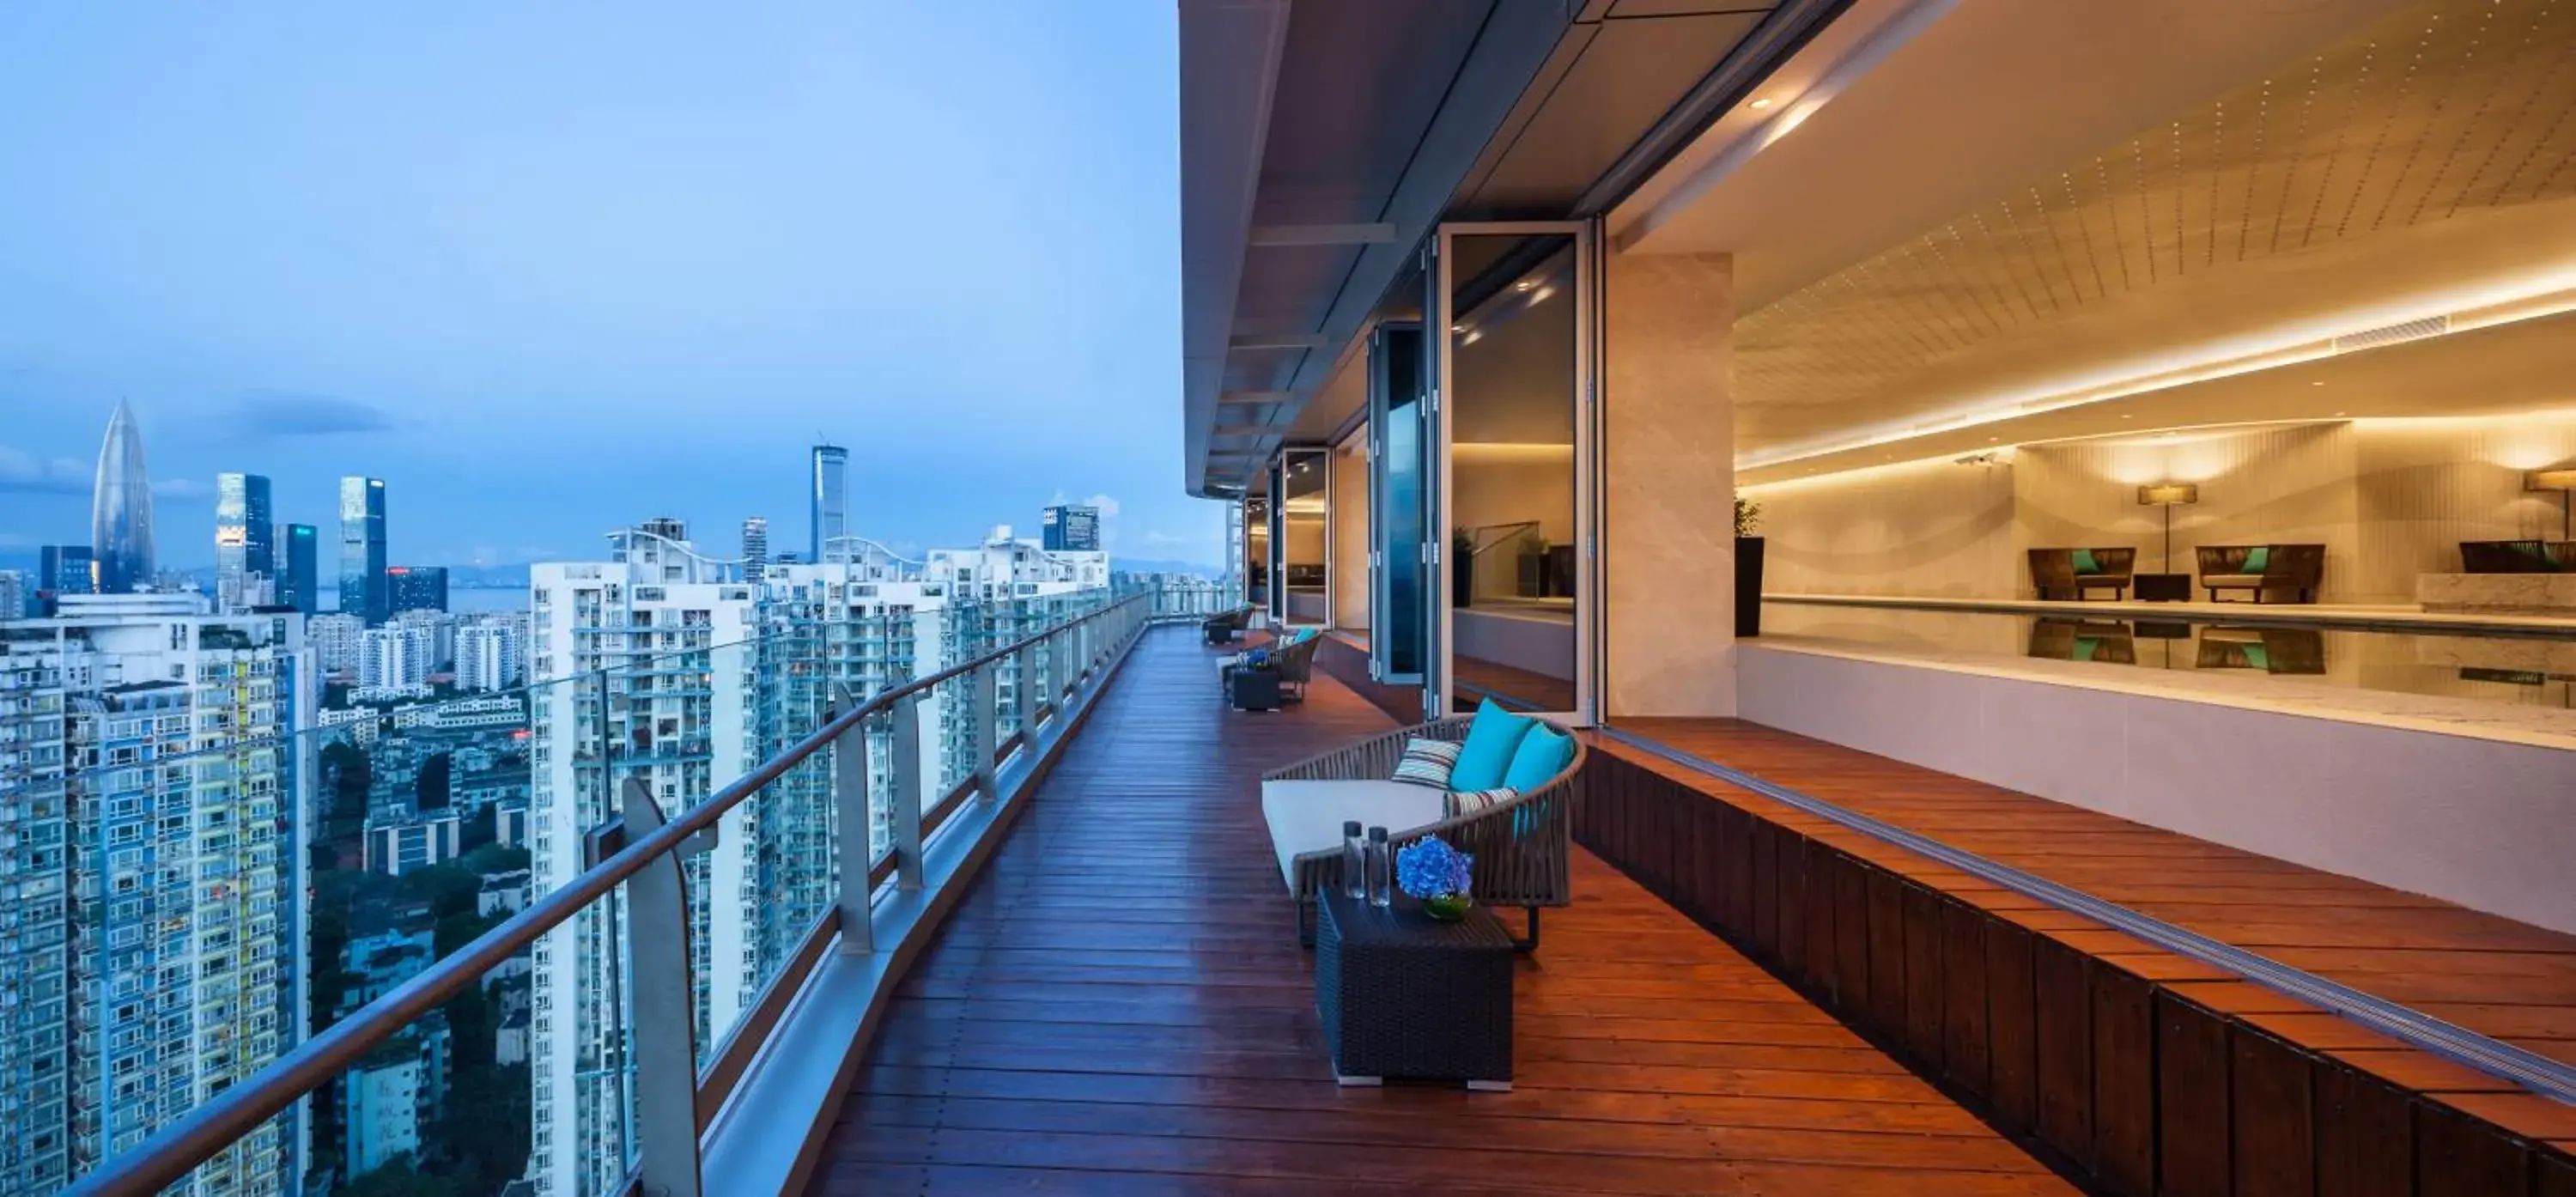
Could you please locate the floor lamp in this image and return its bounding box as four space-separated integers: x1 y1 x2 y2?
2136 483 2200 573
2530 469 2576 540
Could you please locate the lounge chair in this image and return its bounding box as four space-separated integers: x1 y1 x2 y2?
1261 715 1583 950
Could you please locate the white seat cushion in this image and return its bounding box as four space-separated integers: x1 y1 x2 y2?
1258 779 1448 893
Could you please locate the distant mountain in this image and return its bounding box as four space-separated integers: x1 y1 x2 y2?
1111 557 1222 578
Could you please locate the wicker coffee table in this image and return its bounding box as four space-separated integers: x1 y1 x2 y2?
1313 889 1514 1090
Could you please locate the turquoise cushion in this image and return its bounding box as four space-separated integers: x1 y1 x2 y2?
2242 644 2271 671
1503 723 1576 792
2070 548 2100 575
1449 698 1535 792
2072 636 2099 662
2240 546 2270 574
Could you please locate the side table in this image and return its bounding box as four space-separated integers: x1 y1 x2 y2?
2135 572 2191 602
1228 667 1281 710
1314 890 1513 1090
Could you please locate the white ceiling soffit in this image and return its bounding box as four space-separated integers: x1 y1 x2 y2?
1177 0 1291 501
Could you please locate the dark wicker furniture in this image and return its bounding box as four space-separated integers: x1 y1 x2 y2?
2196 544 2324 603
2027 547 2136 600
1266 716 1583 950
1314 890 1514 1090
1229 668 1281 710
2460 540 2576 574
1202 605 1254 643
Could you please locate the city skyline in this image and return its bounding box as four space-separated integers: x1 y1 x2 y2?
0 3 1212 569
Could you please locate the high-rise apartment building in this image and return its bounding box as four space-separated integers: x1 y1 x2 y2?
741 516 769 575
526 527 762 1197
391 609 457 674
276 523 320 614
0 592 313 1194
453 623 520 693
338 477 389 625
360 625 432 690
1041 503 1100 551
388 565 448 614
0 570 23 621
308 612 367 676
809 443 848 562
215 472 275 612
89 401 156 595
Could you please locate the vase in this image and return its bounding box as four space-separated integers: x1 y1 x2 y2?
1421 892 1472 921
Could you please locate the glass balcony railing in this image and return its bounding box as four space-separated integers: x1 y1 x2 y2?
9 586 1188 1196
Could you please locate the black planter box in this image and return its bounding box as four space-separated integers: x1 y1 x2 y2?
1735 536 1765 638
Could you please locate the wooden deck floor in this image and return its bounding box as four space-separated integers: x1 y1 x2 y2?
805 629 2076 1195
1597 717 2576 1167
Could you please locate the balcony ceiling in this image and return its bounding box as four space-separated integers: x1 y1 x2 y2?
1182 0 1827 497
1618 0 2576 474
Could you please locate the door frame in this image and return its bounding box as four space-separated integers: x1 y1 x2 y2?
1430 220 1601 724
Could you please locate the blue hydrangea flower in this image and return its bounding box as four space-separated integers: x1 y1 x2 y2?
1395 835 1473 900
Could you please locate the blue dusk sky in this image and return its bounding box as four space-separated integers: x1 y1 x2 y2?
0 3 1211 571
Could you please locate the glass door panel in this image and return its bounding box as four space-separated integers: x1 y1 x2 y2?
1279 448 1330 626
1433 223 1593 719
1370 322 1427 684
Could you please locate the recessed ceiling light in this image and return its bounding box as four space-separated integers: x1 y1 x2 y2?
2120 414 2133 420
1514 280 1535 292
2333 411 2348 416
1750 98 1774 110
2312 380 2327 387
1988 437 1999 442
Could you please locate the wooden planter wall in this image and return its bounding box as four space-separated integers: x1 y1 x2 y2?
1574 747 2576 1197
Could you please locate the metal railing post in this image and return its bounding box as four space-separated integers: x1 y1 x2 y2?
971 662 998 800
1016 643 1040 735
620 777 704 1197
890 692 924 890
828 683 873 954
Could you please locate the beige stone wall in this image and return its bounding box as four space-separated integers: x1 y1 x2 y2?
2017 422 2361 598
1743 457 2020 598
1602 251 1737 718
2352 413 2576 600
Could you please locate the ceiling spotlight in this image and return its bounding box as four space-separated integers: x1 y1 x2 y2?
1514 280 1536 292
2333 411 2348 416
2120 414 2134 420
1450 323 1467 334
1750 98 1774 110
2312 380 2327 387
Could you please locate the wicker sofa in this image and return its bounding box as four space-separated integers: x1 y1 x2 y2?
2196 544 2325 603
2460 540 2576 574
2027 547 2136 600
1202 605 1255 644
1261 715 1583 950
1221 629 1321 703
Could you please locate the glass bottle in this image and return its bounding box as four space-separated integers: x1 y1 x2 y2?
1365 826 1393 908
1341 821 1366 900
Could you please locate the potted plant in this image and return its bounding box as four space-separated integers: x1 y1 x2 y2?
1396 835 1475 921
1516 528 1549 598
1451 526 1476 609
1735 496 1764 638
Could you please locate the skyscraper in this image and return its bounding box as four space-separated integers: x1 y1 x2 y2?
340 477 389 624
215 471 276 611
389 565 449 613
277 522 320 612
741 515 769 576
90 400 155 593
1042 503 1101 551
0 571 22 621
810 442 848 562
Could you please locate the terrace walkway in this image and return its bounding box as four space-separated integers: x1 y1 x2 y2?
805 629 2075 1194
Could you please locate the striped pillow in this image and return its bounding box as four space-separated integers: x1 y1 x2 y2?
1444 787 1518 818
1389 737 1462 788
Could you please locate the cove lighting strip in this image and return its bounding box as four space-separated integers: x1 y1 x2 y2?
1600 726 2576 1106
1736 280 2576 473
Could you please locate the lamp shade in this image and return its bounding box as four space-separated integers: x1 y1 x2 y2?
2136 483 2200 506
2527 469 2576 492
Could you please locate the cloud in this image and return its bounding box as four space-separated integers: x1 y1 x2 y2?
229 392 399 437
1080 494 1121 519
154 477 210 500
0 446 90 494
